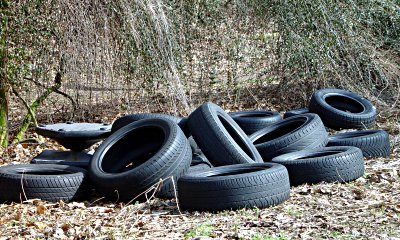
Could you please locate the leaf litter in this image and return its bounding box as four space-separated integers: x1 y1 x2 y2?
0 126 399 239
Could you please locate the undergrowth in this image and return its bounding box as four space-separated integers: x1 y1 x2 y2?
4 0 400 121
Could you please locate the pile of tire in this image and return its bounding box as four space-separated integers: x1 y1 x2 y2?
0 88 391 212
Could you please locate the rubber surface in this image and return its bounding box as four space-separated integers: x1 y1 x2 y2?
309 88 376 130
89 118 191 201
35 123 111 151
271 146 365 186
229 110 282 135
0 164 89 203
178 163 290 212
111 113 189 136
327 130 391 158
187 162 212 173
283 107 309 119
250 113 328 161
31 150 92 169
188 102 263 166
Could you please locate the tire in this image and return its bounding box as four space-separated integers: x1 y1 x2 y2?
191 153 212 167
188 136 202 155
35 123 111 151
178 163 290 212
249 113 328 161
111 113 189 136
309 88 376 130
283 107 309 119
187 102 263 166
229 110 282 135
327 130 391 158
89 118 192 201
0 164 89 203
30 150 92 170
271 146 364 186
187 162 212 173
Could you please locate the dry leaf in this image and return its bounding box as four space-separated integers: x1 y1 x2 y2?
352 188 365 200
58 200 65 208
12 212 21 221
69 202 85 209
36 204 47 215
61 223 69 232
34 222 47 230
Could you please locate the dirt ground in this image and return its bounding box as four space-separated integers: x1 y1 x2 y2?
0 110 399 240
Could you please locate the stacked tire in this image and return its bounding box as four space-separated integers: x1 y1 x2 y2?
0 88 390 213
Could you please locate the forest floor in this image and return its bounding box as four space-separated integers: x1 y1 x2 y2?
0 105 399 240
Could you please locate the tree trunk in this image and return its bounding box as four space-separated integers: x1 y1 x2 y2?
0 87 8 147
0 4 8 147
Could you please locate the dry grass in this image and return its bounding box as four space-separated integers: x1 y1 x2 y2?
0 141 398 239
0 111 399 239
1 1 399 238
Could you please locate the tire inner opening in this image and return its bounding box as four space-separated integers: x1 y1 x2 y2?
334 131 374 139
253 119 305 144
295 150 342 160
101 126 165 173
325 95 364 113
208 166 269 177
218 115 254 159
237 113 272 118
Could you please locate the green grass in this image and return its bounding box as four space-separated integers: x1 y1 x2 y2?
251 233 288 240
184 222 215 239
286 207 304 217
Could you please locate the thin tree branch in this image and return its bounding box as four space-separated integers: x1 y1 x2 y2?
23 76 76 112
11 85 38 127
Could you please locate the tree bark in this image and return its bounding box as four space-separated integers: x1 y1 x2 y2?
0 4 8 147
0 87 8 147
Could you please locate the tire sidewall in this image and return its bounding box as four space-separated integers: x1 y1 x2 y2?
205 103 263 163
313 89 375 119
89 119 176 186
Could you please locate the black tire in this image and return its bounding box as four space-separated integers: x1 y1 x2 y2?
271 146 364 186
191 153 212 167
229 110 282 135
188 102 263 166
89 118 192 201
249 113 328 161
30 150 92 170
188 136 202 155
187 162 212 173
178 163 290 212
111 113 189 136
0 164 89 203
309 88 376 130
283 107 309 119
327 130 391 158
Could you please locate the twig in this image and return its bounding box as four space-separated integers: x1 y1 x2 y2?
171 176 182 215
20 170 27 203
23 76 77 112
11 85 38 127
